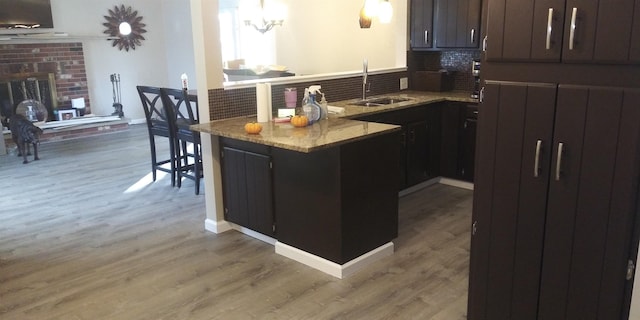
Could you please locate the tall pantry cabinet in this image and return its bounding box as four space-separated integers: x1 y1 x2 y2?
467 0 640 319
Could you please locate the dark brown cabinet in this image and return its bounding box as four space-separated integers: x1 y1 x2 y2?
406 120 434 186
221 143 275 237
410 0 482 49
460 105 477 182
355 104 441 190
410 0 434 48
468 81 640 319
219 132 400 265
434 0 482 48
486 0 640 63
441 102 477 182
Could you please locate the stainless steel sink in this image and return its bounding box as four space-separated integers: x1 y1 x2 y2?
350 97 412 107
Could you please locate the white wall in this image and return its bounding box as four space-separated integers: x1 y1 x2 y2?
0 0 194 121
161 0 198 91
48 0 172 121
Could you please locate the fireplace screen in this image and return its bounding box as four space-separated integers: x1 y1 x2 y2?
0 73 58 123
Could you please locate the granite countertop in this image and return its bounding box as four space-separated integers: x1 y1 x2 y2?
191 117 400 153
332 90 478 119
192 90 478 153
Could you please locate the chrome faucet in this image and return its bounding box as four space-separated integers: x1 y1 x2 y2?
362 59 369 101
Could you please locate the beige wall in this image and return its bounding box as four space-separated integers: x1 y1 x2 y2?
274 0 407 76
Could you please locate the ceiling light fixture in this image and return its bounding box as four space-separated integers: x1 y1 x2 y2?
242 0 286 34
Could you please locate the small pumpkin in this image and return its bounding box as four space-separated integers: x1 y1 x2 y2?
290 115 309 127
244 122 263 134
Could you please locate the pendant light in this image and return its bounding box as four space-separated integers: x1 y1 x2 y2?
359 0 378 28
378 0 393 24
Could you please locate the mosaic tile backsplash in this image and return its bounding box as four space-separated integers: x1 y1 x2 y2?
410 50 481 92
208 71 407 120
207 49 479 121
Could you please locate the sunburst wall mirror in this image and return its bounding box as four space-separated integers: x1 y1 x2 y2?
103 5 147 51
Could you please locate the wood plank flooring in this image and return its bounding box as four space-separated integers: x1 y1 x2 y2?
0 124 472 319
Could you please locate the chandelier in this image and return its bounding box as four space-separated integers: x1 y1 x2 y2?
241 0 286 34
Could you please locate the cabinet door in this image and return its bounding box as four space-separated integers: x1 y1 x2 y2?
222 147 250 227
440 103 465 179
435 0 481 48
221 146 275 236
486 0 565 61
398 128 408 189
460 117 476 182
410 0 434 48
538 86 640 319
406 121 430 186
563 0 640 63
487 0 640 63
244 151 275 236
468 81 557 320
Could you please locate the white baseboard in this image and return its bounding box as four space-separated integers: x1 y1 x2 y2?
229 223 276 245
275 241 394 279
399 177 474 197
128 118 147 125
204 218 232 234
438 177 474 190
399 177 440 197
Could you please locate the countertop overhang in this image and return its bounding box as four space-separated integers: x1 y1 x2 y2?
191 90 478 153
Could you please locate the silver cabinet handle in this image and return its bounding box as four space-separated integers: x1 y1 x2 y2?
569 7 578 50
555 142 564 181
546 8 554 50
470 28 476 43
534 140 542 177
483 35 488 51
425 30 429 44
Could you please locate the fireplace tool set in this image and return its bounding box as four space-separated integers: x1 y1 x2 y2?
110 73 124 117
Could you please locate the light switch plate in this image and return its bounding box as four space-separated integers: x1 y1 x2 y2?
400 77 408 90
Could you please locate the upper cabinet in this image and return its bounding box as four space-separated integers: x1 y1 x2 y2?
434 0 482 48
410 0 482 49
486 0 640 63
410 0 435 49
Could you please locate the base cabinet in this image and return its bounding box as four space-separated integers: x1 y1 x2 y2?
355 104 442 190
219 132 400 265
441 102 477 182
468 81 640 319
221 144 275 237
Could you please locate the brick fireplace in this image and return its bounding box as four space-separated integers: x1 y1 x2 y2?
0 42 91 121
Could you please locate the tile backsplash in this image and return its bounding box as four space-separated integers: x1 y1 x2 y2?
409 50 481 92
208 71 407 120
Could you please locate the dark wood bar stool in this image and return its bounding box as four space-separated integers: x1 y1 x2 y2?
136 85 177 186
160 88 203 195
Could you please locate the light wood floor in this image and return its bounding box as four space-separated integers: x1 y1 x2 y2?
0 124 473 320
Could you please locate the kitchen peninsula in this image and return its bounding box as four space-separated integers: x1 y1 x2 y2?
192 91 477 278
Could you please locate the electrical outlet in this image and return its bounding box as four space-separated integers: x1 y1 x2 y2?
400 77 409 90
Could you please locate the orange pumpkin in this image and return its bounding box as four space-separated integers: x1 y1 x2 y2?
244 122 263 134
290 115 309 127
